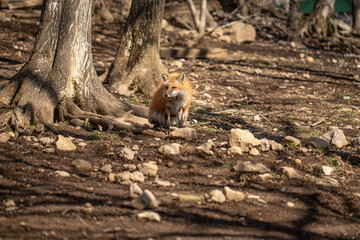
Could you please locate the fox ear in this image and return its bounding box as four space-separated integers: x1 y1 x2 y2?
178 72 185 82
162 74 168 82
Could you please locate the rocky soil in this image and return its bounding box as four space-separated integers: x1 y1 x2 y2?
1 8 360 240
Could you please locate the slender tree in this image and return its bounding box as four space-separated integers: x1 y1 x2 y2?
0 0 147 132
353 0 360 35
106 0 166 97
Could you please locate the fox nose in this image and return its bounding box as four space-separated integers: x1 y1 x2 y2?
165 94 171 98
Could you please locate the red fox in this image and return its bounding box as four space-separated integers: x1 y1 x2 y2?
148 72 193 128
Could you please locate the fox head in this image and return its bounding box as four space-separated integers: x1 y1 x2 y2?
162 72 186 98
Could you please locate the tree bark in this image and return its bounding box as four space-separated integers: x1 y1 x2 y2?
300 0 337 41
106 0 166 97
287 0 303 42
353 0 360 35
0 0 147 132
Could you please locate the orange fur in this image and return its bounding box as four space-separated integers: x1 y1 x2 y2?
148 72 192 128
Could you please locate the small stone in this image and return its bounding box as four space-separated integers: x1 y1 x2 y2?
116 171 131 184
210 189 226 203
354 137 360 146
100 164 112 173
233 161 270 173
306 56 314 63
137 211 161 222
56 135 77 151
170 127 197 140
167 162 174 168
229 129 261 152
55 170 70 177
123 164 137 171
268 140 284 151
307 137 329 150
159 143 180 155
4 199 15 207
227 146 243 156
287 201 295 207
196 139 214 155
249 148 260 156
130 171 145 183
224 186 245 202
322 129 348 148
295 159 302 166
322 165 333 176
119 148 135 160
178 194 202 202
44 148 55 153
284 136 301 146
154 179 171 187
254 115 261 121
260 138 270 152
139 162 158 177
108 173 116 182
39 137 55 145
259 173 273 181
0 132 11 143
132 189 160 209
78 142 87 147
282 167 301 179
129 183 143 198
71 159 92 171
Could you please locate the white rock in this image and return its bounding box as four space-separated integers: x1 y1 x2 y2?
229 129 260 152
227 146 243 155
249 148 260 156
268 140 284 151
322 166 333 176
39 137 55 145
131 189 160 209
78 142 87 147
178 194 202 202
44 148 55 153
4 199 15 207
123 164 137 171
100 164 112 173
130 171 145 183
284 136 301 146
115 171 131 183
55 170 70 177
154 179 172 187
56 135 77 151
170 127 197 140
259 173 273 181
210 189 226 203
129 183 143 198
322 129 348 148
287 201 295 207
196 140 214 155
224 186 245 202
260 138 270 152
316 177 339 187
158 143 180 155
120 147 135 160
139 162 158 177
233 161 270 173
282 167 301 179
0 132 11 143
137 211 161 222
71 159 92 171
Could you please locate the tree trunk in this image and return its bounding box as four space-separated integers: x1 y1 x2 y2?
300 0 337 41
353 0 360 35
106 0 166 97
287 0 303 43
0 0 147 133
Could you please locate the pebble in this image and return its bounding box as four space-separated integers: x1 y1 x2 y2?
39 137 55 145
295 159 302 166
71 159 93 171
159 143 181 155
55 170 70 177
130 171 145 183
137 211 161 222
178 194 202 202
284 136 301 146
56 135 77 151
224 186 245 202
4 199 15 207
249 148 260 156
0 132 11 143
170 127 197 140
227 146 243 156
129 183 143 198
322 129 348 148
154 179 171 187
282 167 301 179
258 173 273 181
287 201 295 207
210 189 226 203
119 147 135 160
44 148 55 153
196 140 214 155
131 189 160 209
139 162 158 177
123 164 137 171
100 164 112 173
321 165 333 176
78 142 87 147
229 129 261 152
260 138 270 152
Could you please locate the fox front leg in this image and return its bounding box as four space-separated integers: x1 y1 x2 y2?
164 111 170 128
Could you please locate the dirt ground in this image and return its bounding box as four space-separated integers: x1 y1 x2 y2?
1 9 360 240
